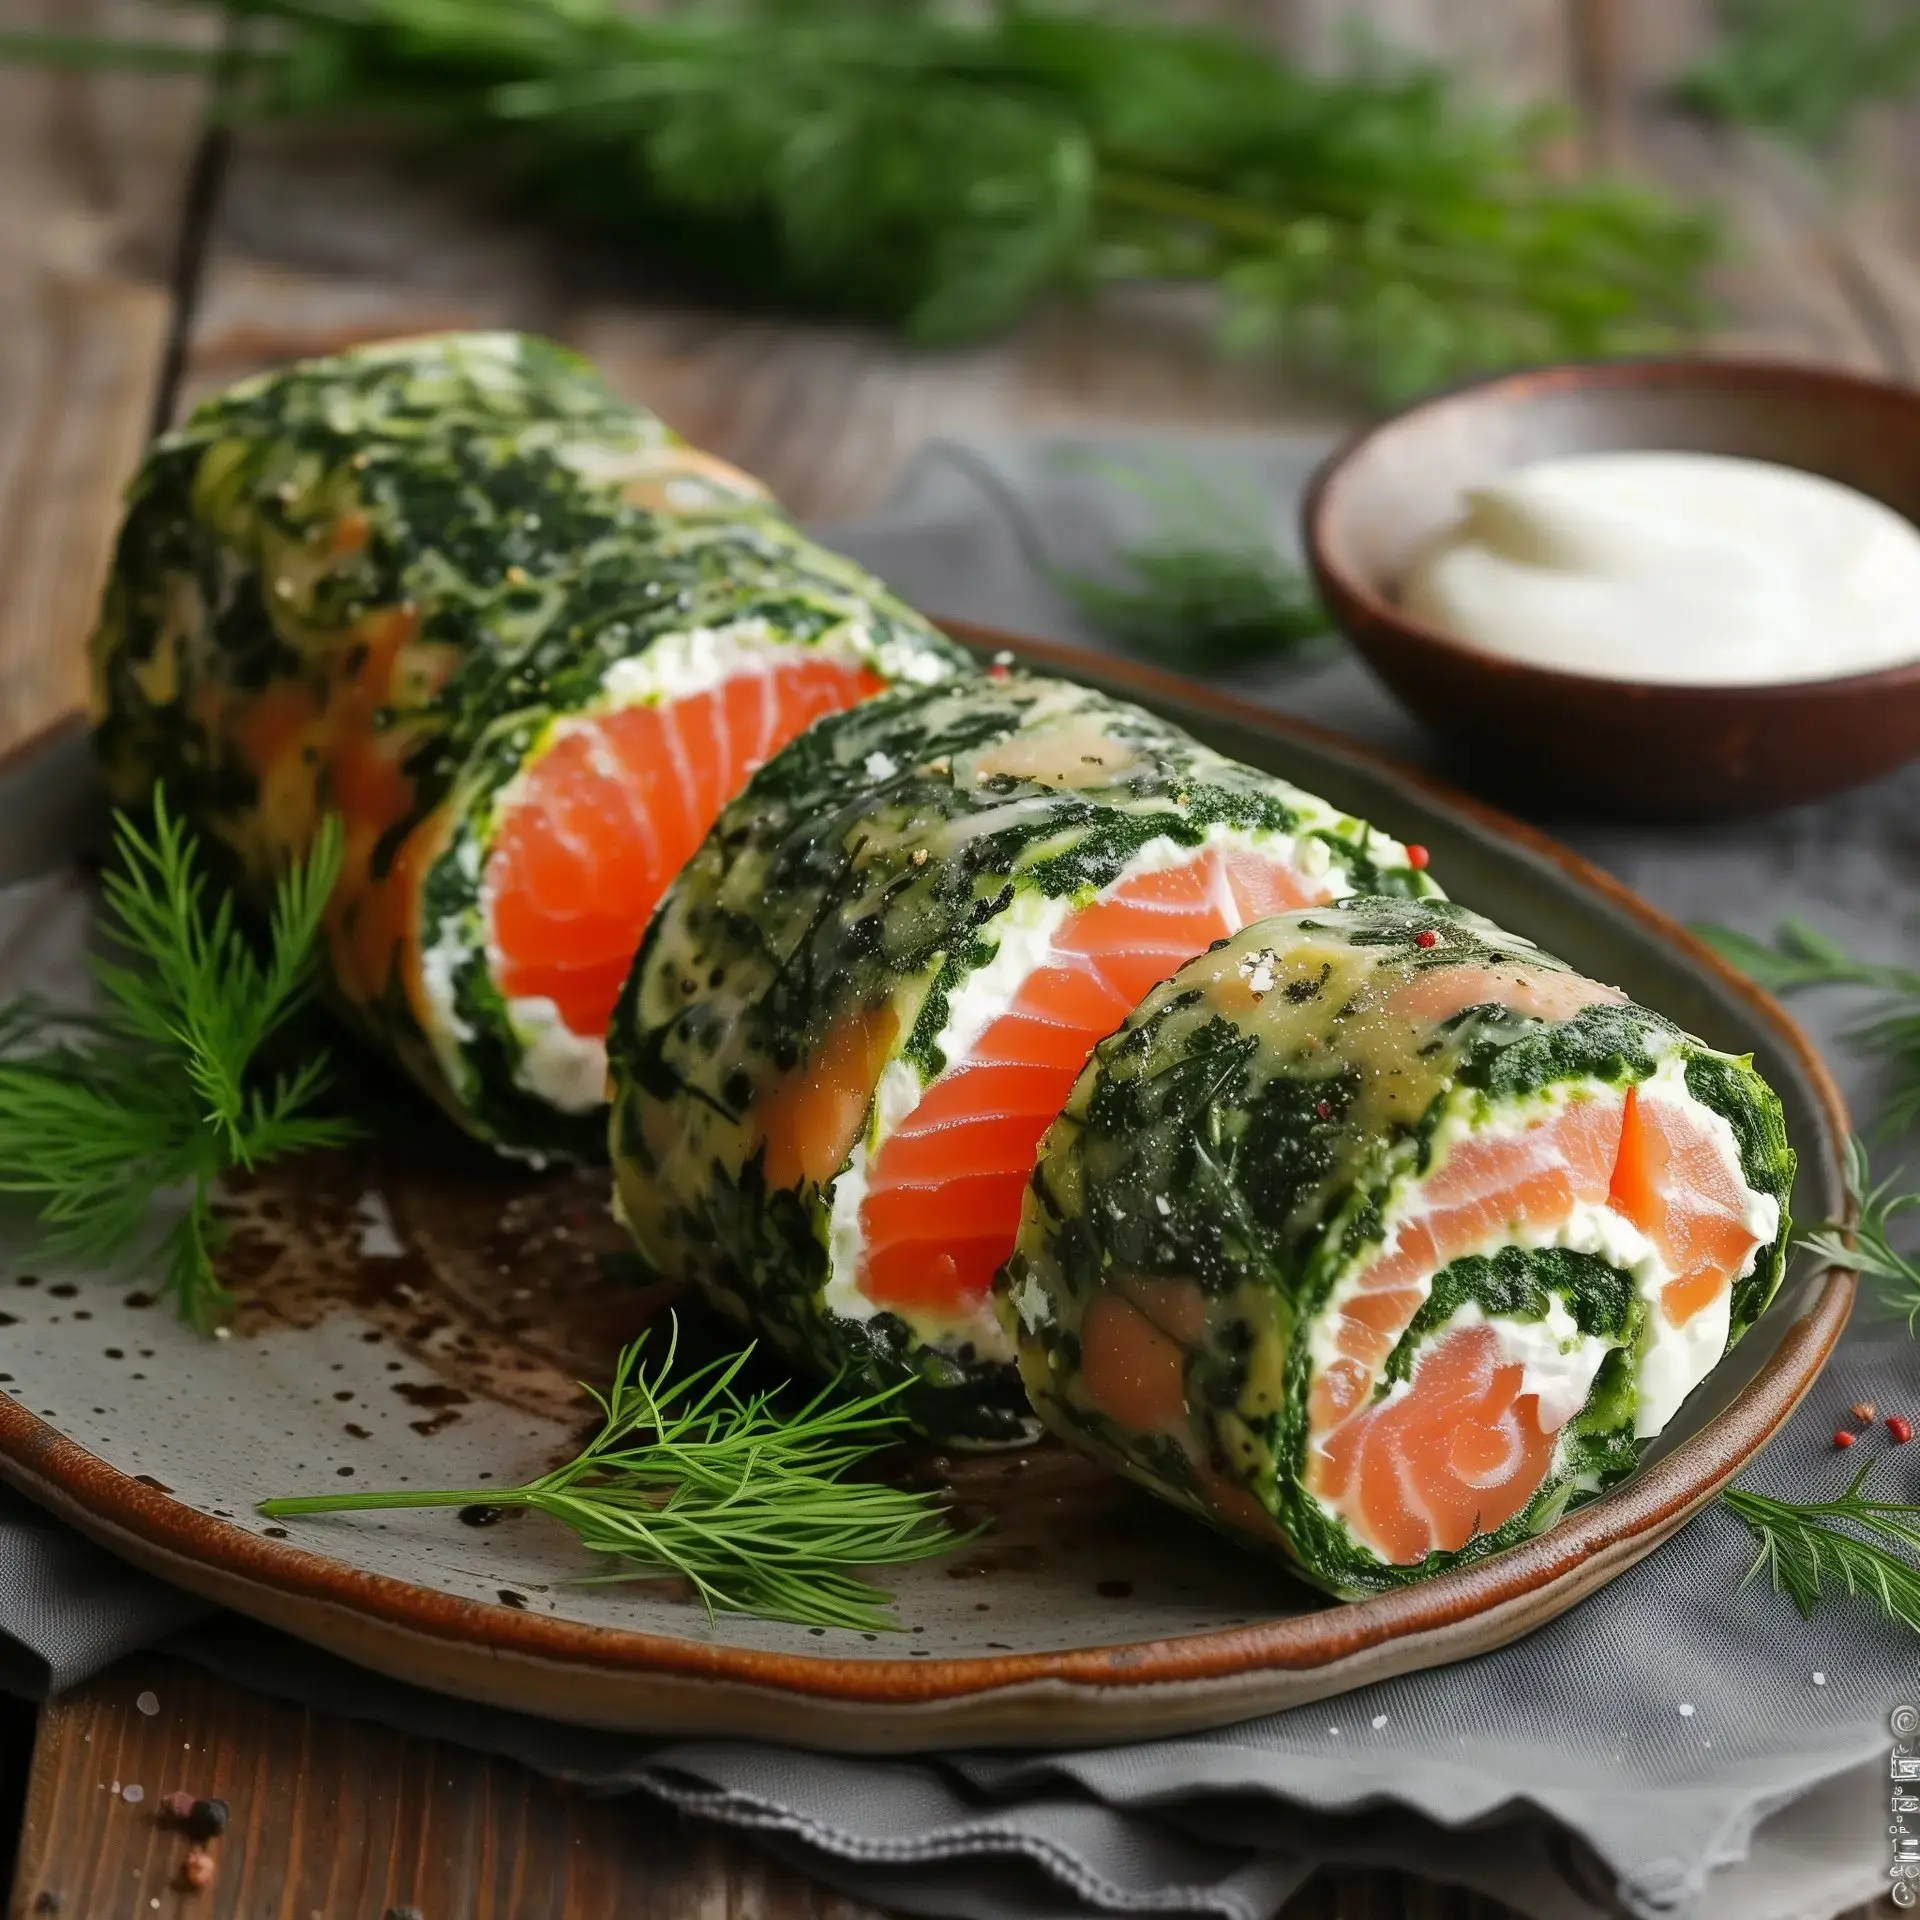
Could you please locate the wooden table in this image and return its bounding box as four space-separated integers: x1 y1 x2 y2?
0 1 1911 1912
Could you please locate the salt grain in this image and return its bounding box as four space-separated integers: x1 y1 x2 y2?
1371 1714 1388 1729
122 1784 144 1804
1677 1703 1694 1717
135 1691 159 1717
1813 1671 1827 1686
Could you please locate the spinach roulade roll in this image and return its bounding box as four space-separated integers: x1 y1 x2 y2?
91 331 969 1158
998 897 1794 1593
609 673 1438 1440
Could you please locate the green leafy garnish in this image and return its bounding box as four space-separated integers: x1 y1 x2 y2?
1798 1136 1920 1332
1704 917 1920 1631
258 1321 974 1632
0 0 1716 401
1726 1458 1920 1632
934 442 1329 671
1062 534 1326 673
1677 0 1920 149
1050 457 1329 672
0 792 354 1329
1694 917 1920 1132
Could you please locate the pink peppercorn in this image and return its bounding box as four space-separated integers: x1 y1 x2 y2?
1833 1428 1857 1448
1406 845 1430 871
1414 930 1438 950
1889 1416 1913 1445
160 1789 195 1824
179 1848 216 1892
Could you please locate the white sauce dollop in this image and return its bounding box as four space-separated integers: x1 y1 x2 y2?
1401 451 1920 687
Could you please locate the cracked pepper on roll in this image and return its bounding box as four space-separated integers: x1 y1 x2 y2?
607 672 1440 1440
90 330 970 1159
996 896 1794 1592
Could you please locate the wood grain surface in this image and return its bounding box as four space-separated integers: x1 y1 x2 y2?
0 0 212 751
0 0 1911 1912
12 1656 896 1920
13 1656 1581 1920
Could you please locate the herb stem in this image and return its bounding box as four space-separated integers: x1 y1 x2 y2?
258 1488 529 1517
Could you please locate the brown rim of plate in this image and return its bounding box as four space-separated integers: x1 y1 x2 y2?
0 644 1856 1706
1301 353 1920 700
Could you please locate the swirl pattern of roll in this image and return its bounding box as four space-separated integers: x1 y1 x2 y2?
90 331 971 1158
997 897 1794 1593
609 672 1439 1440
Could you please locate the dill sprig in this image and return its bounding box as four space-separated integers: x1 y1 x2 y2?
0 792 355 1329
1726 1457 1920 1632
259 1321 973 1632
1677 0 1920 149
1693 917 1920 1132
931 442 1329 671
0 0 1716 402
1798 1137 1920 1332
1049 457 1331 672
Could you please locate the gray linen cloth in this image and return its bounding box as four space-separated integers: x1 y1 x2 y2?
2 433 1915 1920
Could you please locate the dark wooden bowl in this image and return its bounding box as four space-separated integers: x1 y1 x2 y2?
1302 358 1920 818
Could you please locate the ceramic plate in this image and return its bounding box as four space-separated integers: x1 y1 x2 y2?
0 632 1853 1750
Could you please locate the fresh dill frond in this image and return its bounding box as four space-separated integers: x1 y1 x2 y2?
1725 1457 1920 1631
0 792 355 1329
1798 1136 1920 1332
259 1320 974 1632
1677 0 1920 149
1060 538 1327 672
1693 917 1920 1132
0 0 1716 401
1048 456 1331 672
931 441 1329 671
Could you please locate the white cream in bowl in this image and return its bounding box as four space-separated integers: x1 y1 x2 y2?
1400 451 1920 686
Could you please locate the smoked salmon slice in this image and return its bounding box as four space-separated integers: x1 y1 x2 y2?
1003 895 1794 1594
487 659 885 1040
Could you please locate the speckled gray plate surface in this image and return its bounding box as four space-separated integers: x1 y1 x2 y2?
0 635 1853 1750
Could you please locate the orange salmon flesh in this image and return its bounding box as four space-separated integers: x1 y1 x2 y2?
486 658 884 1040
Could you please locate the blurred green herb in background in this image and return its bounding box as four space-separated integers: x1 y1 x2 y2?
934 443 1330 672
1679 0 1920 148
0 0 1714 402
1694 918 1920 1134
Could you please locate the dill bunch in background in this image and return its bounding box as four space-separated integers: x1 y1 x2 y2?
1679 0 1920 149
4 0 1716 401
